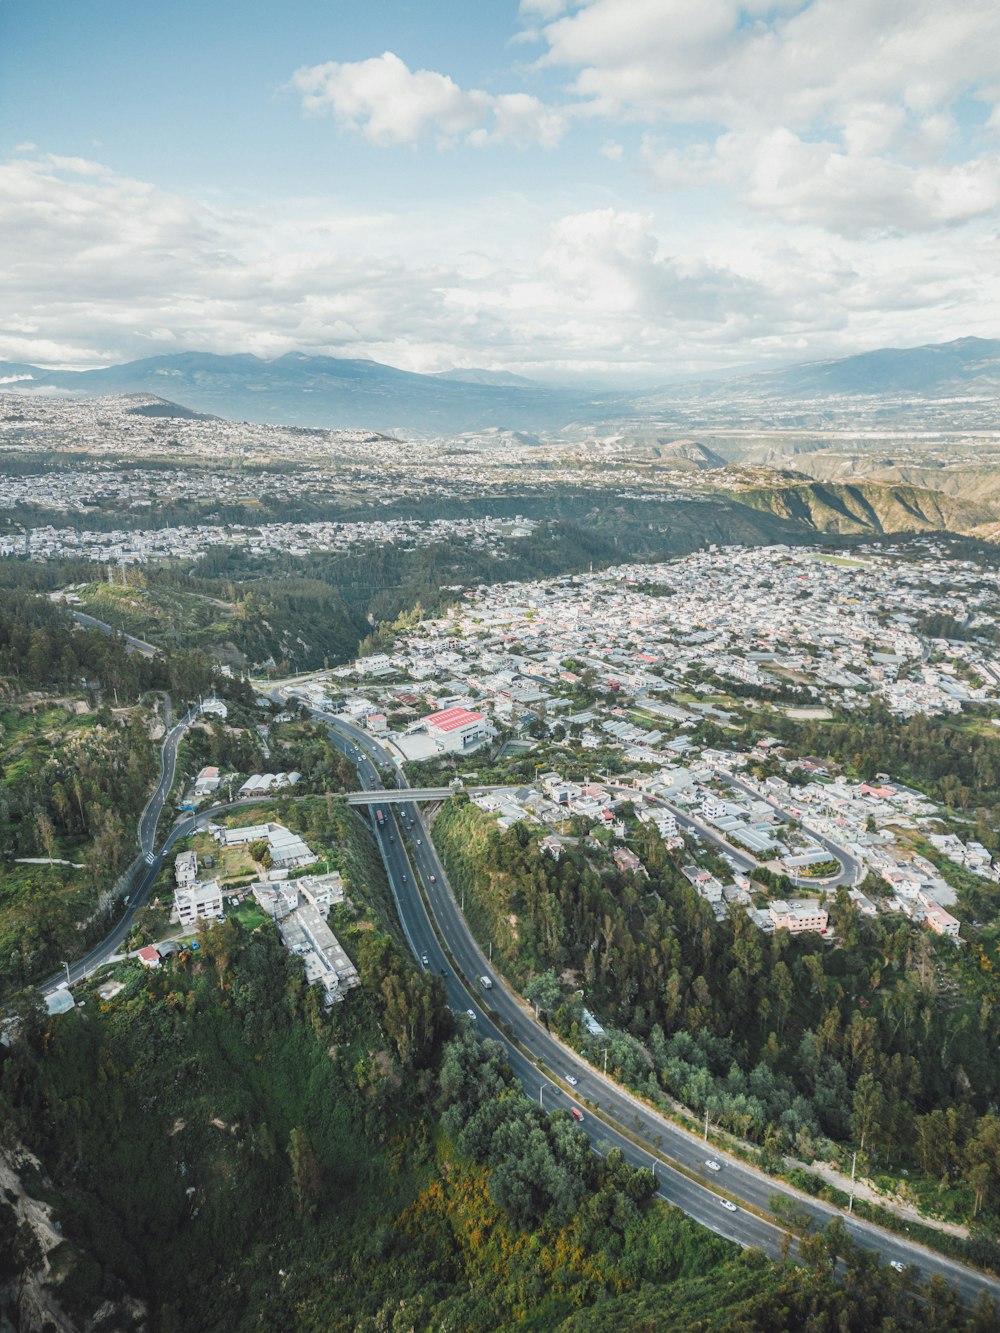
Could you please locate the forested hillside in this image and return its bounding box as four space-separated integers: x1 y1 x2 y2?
432 795 1000 1248
2 883 993 1330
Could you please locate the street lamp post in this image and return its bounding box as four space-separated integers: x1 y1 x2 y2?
61 960 70 987
848 1151 857 1214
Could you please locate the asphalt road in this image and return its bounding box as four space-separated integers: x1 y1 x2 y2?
716 768 863 888
41 684 998 1303
642 781 860 891
40 702 194 992
70 609 160 658
307 705 1000 1307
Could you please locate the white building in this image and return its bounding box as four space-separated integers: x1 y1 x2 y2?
193 766 221 796
425 706 488 752
174 878 224 927
174 849 198 889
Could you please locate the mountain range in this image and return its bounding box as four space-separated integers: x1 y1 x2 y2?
2 336 999 435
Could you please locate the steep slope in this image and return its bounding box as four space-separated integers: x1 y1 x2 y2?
725 478 995 535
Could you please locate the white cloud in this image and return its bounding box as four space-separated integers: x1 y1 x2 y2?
532 0 1000 236
1 150 998 383
291 51 567 148
645 128 1000 236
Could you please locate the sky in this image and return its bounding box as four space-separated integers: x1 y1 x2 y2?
1 0 999 384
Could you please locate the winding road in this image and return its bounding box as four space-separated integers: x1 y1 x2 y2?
40 701 194 992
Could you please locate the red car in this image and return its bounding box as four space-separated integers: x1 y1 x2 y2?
571 1107 584 1122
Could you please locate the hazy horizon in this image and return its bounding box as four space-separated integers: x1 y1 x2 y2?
3 1 999 385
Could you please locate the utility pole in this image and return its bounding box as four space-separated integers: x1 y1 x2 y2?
704 1108 710 1141
848 1151 857 1215
488 940 492 962
603 1048 608 1076
61 960 70 987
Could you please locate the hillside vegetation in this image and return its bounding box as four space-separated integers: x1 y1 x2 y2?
2 880 995 1330
726 479 993 535
432 795 1000 1247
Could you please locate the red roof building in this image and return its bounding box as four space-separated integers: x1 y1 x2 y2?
426 706 485 733
426 706 487 751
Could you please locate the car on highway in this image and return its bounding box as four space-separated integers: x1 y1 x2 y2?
421 954 429 967
466 1009 476 1020
429 874 437 883
416 839 422 845
719 1199 738 1213
889 1261 906 1273
565 1075 578 1086
705 1159 721 1172
570 1107 584 1122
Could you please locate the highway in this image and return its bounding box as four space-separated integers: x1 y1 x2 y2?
303 705 1000 1306
39 682 998 1302
344 785 510 805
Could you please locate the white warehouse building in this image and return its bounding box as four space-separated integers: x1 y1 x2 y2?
424 706 488 752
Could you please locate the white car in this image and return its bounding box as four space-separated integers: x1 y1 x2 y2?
421 954 429 967
566 1075 579 1086
466 1009 477 1020
889 1260 906 1273
720 1199 738 1213
705 1159 721 1172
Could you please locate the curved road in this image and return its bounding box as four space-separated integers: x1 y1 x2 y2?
715 768 863 888
41 701 194 992
640 781 859 891
70 609 160 658
43 686 999 1304
304 705 999 1307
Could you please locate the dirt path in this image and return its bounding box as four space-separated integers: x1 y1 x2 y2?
787 1156 970 1238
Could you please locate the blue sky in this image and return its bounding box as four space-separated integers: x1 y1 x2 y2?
2 0 999 382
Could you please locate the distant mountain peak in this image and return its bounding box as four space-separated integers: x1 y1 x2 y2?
433 367 538 388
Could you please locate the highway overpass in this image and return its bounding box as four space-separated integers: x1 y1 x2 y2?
344 785 512 805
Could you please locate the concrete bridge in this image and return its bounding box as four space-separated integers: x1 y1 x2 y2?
344 786 516 805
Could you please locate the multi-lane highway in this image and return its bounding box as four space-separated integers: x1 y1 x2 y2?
41 682 998 1303
305 705 1000 1307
